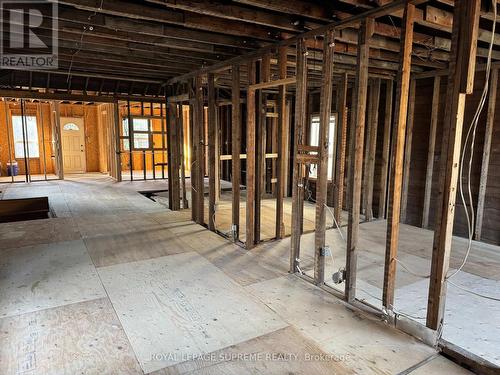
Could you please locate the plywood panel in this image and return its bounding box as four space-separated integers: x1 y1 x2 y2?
0 240 105 318
0 298 142 374
98 251 287 373
156 326 353 375
0 217 80 250
246 275 438 375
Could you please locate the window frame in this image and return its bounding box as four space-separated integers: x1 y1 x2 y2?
308 112 337 181
12 114 40 159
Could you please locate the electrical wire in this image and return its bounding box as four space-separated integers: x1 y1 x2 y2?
447 279 500 302
384 1 500 304
447 0 497 281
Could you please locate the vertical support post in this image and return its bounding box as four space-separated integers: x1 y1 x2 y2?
382 3 415 308
53 101 64 180
113 102 122 182
255 54 271 242
422 76 441 228
276 46 287 239
379 80 393 218
167 101 181 210
192 75 205 224
475 68 498 240
345 18 373 302
246 61 257 249
178 104 188 209
290 38 307 273
314 29 336 286
334 72 348 224
208 73 217 230
232 65 241 239
400 78 416 223
189 104 197 221
363 78 381 222
345 85 356 211
126 99 133 181
427 0 480 330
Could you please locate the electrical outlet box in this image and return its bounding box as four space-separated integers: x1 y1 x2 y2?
321 246 331 256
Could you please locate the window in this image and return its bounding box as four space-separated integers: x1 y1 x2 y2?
132 118 151 149
12 115 40 158
308 114 336 180
63 123 79 131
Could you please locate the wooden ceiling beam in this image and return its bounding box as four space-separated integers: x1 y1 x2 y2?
145 0 307 32
54 0 286 41
56 6 264 49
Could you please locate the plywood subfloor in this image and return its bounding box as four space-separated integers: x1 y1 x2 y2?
295 220 500 366
98 251 287 373
0 298 142 374
0 176 476 374
0 239 106 318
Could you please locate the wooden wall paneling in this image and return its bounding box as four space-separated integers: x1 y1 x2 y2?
334 72 348 224
231 65 241 239
427 0 481 330
314 29 336 286
422 76 441 228
246 61 257 249
208 73 217 230
345 18 373 302
475 68 498 240
276 46 287 239
363 78 381 222
382 3 415 309
378 79 393 218
290 38 308 273
400 78 417 223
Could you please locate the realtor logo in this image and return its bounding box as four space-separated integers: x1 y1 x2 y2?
0 0 58 69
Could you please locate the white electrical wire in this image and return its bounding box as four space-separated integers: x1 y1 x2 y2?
447 279 500 302
447 0 497 280
387 1 500 304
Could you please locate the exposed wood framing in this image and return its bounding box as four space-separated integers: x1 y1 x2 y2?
167 101 181 210
231 65 241 240
246 61 257 249
426 0 481 330
208 73 217 230
475 68 498 240
276 46 288 239
345 18 373 302
400 78 417 223
333 72 348 224
382 2 415 309
178 104 188 209
290 38 308 273
363 78 381 222
422 75 441 228
255 54 271 243
314 29 336 286
378 79 393 219
193 75 205 224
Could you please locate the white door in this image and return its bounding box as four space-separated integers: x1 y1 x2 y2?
61 117 86 173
